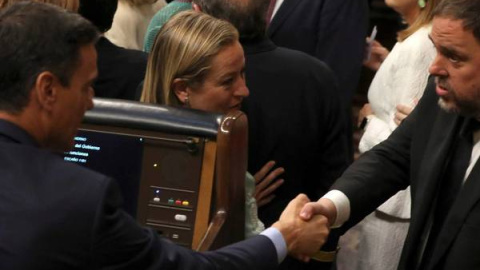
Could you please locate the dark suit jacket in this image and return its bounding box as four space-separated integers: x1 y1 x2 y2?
0 120 278 270
267 0 369 102
334 78 480 269
241 38 349 229
94 37 148 100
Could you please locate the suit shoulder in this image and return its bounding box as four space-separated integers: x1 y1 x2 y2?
273 46 334 74
96 37 148 66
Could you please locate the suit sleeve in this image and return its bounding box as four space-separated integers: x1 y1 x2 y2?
331 82 437 231
89 179 278 270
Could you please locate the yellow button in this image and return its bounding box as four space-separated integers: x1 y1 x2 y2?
182 201 189 206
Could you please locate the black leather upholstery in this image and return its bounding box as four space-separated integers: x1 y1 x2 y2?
84 98 223 138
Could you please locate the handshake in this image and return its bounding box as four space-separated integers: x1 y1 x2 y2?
271 194 338 262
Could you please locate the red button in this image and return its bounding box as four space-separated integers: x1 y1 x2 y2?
175 200 182 205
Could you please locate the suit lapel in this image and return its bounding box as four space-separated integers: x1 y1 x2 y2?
429 153 480 268
266 0 303 37
405 109 460 268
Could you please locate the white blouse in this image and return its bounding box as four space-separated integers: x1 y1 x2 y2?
359 25 436 218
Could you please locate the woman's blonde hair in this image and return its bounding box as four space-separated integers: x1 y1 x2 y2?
140 10 239 106
0 0 78 11
397 0 441 41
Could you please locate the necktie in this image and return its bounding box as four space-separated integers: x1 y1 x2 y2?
266 0 277 25
420 118 479 267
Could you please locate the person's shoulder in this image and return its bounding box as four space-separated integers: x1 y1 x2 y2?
401 25 433 49
152 1 191 19
269 46 338 96
395 25 436 64
273 46 332 72
97 37 148 66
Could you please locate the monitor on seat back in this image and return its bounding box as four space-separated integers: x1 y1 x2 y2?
64 98 248 251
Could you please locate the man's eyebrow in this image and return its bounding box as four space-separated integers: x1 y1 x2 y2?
428 34 468 60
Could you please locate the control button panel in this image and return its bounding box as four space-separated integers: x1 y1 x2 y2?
148 187 195 209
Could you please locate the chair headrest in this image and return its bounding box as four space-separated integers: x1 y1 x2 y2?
83 98 223 138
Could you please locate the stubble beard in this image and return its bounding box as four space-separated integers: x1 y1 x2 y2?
436 78 480 118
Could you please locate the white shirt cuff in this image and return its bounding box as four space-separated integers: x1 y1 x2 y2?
260 227 287 264
322 190 350 228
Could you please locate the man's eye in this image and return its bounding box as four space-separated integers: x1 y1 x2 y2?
449 56 460 63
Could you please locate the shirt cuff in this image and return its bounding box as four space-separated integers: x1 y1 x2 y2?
260 227 287 264
322 190 350 228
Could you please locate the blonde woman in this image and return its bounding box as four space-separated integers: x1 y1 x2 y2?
141 11 284 238
339 0 441 270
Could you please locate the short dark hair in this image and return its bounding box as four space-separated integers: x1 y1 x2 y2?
194 0 269 40
0 1 98 113
78 0 117 33
433 0 480 42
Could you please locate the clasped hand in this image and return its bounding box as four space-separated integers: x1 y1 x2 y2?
273 194 330 262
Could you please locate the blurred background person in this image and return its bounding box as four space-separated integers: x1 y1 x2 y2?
338 0 440 269
79 0 148 100
267 0 370 161
106 0 166 50
143 0 193 53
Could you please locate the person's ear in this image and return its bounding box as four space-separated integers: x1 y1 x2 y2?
192 3 202 12
33 71 61 112
172 78 189 105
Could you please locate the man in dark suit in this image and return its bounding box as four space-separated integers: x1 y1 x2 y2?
194 0 350 268
0 2 330 269
301 0 480 269
267 0 369 105
267 0 369 159
78 0 148 100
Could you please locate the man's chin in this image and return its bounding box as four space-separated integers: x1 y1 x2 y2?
438 98 457 113
438 97 480 118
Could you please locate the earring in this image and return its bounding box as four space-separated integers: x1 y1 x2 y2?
418 0 426 8
184 95 190 107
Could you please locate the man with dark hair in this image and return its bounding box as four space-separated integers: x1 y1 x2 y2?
194 0 349 268
301 0 480 269
0 2 331 269
78 0 148 100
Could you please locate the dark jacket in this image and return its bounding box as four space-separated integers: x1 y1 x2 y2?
334 78 480 270
0 119 278 270
94 37 148 100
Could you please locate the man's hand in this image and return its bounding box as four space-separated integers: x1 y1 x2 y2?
299 198 337 227
272 194 330 262
363 39 389 71
254 161 284 207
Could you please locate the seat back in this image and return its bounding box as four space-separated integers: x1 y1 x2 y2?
70 98 247 250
